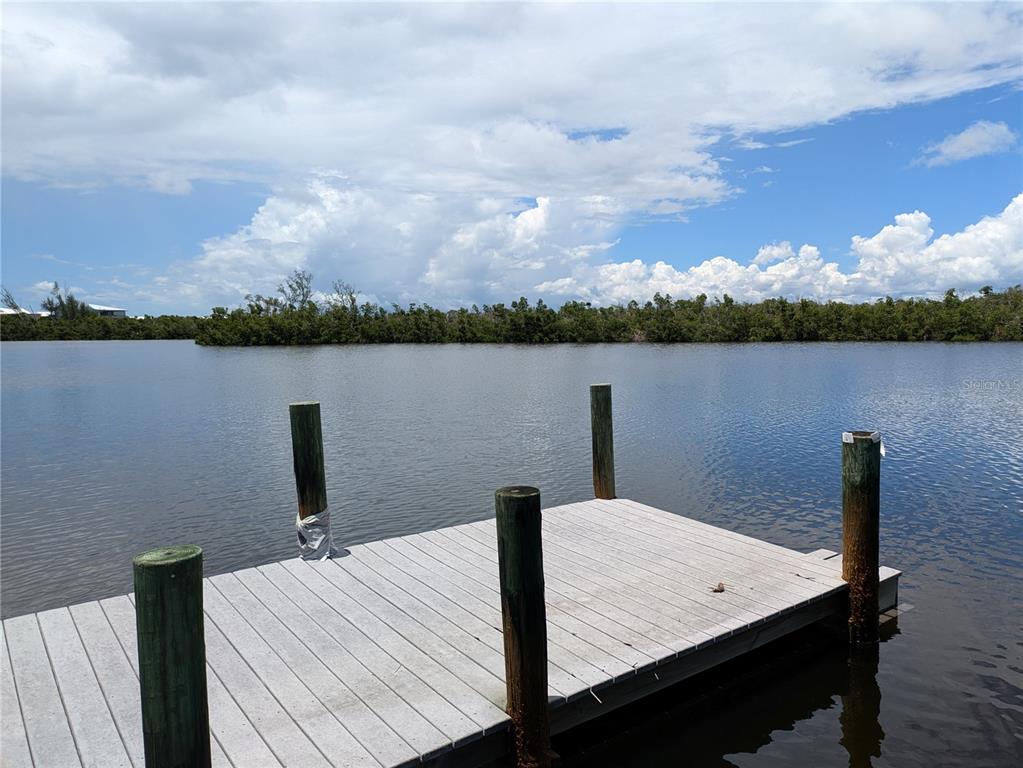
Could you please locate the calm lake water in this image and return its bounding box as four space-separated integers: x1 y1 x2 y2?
2 341 1021 766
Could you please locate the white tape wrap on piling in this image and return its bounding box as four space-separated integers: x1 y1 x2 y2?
842 430 887 457
296 507 337 560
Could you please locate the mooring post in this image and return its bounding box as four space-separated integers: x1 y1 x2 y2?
590 383 615 499
495 486 552 768
133 545 211 768
841 430 882 646
289 401 335 559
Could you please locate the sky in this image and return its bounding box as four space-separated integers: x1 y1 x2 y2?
2 1 1022 316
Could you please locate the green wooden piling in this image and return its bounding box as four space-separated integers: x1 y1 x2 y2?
590 384 615 500
289 401 328 519
841 431 881 646
133 545 211 768
495 486 552 768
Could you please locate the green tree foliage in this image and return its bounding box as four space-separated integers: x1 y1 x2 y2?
2 286 23 312
278 269 314 310
40 282 94 320
190 282 1023 346
1 283 198 341
3 273 1021 344
0 313 200 341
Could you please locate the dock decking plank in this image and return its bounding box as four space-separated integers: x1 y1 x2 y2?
345 546 560 692
261 560 483 748
101 595 282 768
291 559 509 727
566 502 839 604
546 508 821 614
513 516 756 634
421 528 670 667
435 525 683 662
607 499 846 580
371 538 615 690
450 524 707 655
404 530 655 675
200 611 334 768
3 614 82 768
581 500 835 595
340 547 577 702
329 555 517 698
95 598 139 673
201 667 282 768
1 623 34 768
450 527 703 658
203 577 385 768
233 567 447 762
534 514 765 630
36 608 133 768
67 602 145 767
212 572 419 768
450 522 691 640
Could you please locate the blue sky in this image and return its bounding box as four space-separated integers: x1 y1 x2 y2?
2 3 1021 314
612 84 1022 274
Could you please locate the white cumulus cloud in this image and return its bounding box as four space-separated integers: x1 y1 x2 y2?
3 2 1021 200
2 3 1021 311
535 194 1023 304
163 178 628 308
917 120 1017 166
853 194 1023 294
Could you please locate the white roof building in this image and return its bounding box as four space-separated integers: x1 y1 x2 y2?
87 304 127 317
0 307 51 317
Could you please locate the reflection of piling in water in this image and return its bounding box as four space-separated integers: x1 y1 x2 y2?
840 643 884 768
839 426 888 768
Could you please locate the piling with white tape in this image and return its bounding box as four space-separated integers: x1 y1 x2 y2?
841 430 882 646
289 401 337 559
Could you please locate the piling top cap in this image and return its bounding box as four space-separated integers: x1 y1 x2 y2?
496 485 540 499
590 383 611 388
842 430 881 443
289 400 320 408
133 545 202 568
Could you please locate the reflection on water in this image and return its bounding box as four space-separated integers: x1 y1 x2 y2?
557 619 898 768
2 341 1022 766
841 642 885 768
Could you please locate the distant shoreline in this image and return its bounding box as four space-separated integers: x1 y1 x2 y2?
3 287 1021 344
3 338 1020 346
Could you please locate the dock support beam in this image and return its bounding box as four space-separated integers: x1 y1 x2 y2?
841 430 881 646
495 486 552 768
290 401 335 559
133 545 211 768
590 384 615 500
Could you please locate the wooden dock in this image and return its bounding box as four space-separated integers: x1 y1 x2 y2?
1 497 899 768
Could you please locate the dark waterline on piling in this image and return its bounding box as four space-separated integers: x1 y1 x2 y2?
2 340 1021 766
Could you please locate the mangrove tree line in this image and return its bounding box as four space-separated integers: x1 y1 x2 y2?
3 274 1021 344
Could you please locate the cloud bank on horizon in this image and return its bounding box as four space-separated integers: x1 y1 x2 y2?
537 193 1023 304
2 2 1021 312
